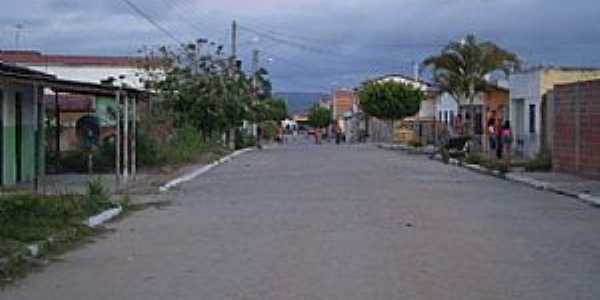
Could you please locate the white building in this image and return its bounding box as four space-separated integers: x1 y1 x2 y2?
435 93 459 125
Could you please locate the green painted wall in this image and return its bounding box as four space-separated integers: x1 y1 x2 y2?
96 96 118 126
3 126 17 186
1 83 38 186
20 125 35 182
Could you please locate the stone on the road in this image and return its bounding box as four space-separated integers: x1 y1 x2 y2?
3 143 600 300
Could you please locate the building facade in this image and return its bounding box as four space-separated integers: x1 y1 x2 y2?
509 67 600 159
1 51 145 153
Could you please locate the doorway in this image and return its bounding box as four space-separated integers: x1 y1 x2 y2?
15 92 22 182
513 98 525 155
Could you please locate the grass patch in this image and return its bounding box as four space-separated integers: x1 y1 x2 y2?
138 125 230 168
525 151 553 172
464 153 510 174
408 139 424 149
0 180 117 286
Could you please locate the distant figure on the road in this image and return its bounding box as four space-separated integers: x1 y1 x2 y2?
315 128 322 144
335 125 342 145
454 114 465 136
276 126 284 144
487 116 497 159
256 125 263 150
495 117 504 159
501 120 513 167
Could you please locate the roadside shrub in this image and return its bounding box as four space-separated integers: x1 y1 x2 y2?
408 139 424 148
483 160 510 174
87 177 109 201
464 153 485 165
235 129 256 150
525 151 553 172
136 130 161 167
167 125 206 164
260 120 278 140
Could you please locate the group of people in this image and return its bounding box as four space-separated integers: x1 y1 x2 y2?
486 111 513 163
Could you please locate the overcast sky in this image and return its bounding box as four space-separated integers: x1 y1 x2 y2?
2 0 600 92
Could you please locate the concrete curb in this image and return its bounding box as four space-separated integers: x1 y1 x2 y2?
442 157 600 208
378 143 436 155
85 206 123 228
159 148 253 192
22 205 124 258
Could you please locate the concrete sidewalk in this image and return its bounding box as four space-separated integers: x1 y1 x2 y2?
443 157 600 207
505 171 600 206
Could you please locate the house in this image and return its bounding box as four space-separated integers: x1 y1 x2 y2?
435 83 509 137
0 62 144 189
552 79 600 179
0 63 52 186
332 89 359 140
0 50 148 154
509 67 600 159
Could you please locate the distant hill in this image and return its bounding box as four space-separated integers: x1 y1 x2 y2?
275 92 328 115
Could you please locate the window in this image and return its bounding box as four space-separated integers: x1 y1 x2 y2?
529 104 536 133
438 111 442 122
450 111 455 126
444 111 449 124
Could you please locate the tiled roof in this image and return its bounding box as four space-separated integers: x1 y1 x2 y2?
0 50 139 67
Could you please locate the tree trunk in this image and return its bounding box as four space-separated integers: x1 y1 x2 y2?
390 119 395 144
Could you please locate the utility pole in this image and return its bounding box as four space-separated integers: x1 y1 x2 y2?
231 20 238 58
196 38 208 74
252 49 259 90
251 49 260 138
413 61 420 81
15 24 24 50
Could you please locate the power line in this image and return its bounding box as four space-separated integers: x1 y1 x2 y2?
165 0 230 42
120 0 184 45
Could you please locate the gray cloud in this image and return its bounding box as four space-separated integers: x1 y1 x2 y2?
1 0 599 91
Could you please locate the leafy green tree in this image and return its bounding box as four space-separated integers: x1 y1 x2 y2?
358 80 425 134
140 41 264 145
424 35 520 135
255 98 288 123
308 105 332 129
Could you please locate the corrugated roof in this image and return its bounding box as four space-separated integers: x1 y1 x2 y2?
0 62 56 79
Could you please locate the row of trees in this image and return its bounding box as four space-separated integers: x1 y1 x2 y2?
138 42 288 147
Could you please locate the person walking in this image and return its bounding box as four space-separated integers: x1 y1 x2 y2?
486 118 497 159
315 128 322 144
335 124 342 145
495 118 503 159
256 125 263 150
501 120 513 168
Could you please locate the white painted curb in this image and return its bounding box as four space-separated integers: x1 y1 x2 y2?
22 205 123 257
159 148 253 192
578 194 600 207
86 206 123 228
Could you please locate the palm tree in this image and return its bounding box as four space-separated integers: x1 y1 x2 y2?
424 35 520 136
